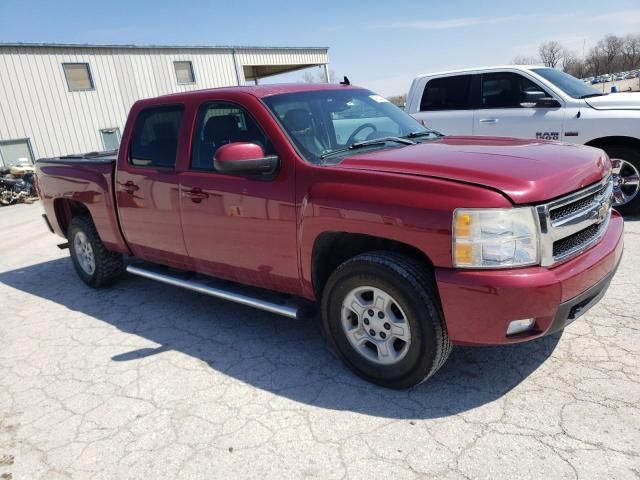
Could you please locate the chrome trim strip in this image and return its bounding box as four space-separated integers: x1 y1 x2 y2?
126 265 299 319
546 176 610 213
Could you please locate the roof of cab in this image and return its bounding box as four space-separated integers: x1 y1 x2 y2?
150 83 363 102
413 65 544 79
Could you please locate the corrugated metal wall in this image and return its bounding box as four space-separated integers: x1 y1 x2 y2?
236 48 328 67
0 46 328 159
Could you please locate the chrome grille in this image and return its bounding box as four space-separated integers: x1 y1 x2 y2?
552 224 601 258
537 175 613 266
548 181 610 222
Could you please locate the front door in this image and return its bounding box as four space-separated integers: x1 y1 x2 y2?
474 72 565 140
116 104 189 267
178 100 299 294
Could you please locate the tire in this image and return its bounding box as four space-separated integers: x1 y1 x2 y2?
321 251 451 389
0 188 16 206
68 215 125 288
602 144 640 216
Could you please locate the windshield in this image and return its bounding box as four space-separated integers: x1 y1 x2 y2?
531 68 604 99
263 89 432 164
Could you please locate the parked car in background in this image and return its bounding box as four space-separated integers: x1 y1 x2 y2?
406 65 640 214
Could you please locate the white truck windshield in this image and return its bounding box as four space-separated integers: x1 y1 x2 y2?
532 68 606 99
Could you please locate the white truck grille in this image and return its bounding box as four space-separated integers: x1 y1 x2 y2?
537 175 613 267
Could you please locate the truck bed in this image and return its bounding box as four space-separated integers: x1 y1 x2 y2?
36 149 128 254
37 150 118 165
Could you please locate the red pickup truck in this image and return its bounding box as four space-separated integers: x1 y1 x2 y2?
36 83 623 388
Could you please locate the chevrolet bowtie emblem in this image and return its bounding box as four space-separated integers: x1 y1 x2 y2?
596 200 610 223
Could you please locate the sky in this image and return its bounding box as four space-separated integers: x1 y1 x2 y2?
1 0 639 96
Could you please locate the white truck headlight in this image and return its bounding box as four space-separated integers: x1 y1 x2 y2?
452 207 540 268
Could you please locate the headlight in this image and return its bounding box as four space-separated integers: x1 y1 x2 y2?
452 207 540 268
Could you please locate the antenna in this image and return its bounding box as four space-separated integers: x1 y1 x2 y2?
340 76 350 86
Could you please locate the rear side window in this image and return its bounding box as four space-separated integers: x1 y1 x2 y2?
129 106 184 168
481 72 546 108
420 75 473 111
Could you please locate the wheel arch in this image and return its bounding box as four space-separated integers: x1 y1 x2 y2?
53 198 91 235
311 231 435 299
585 136 640 151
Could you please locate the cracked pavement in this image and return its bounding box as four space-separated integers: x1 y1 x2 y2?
1 202 639 479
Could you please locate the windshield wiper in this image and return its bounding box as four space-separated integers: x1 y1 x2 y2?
580 93 607 99
403 129 444 139
319 136 416 160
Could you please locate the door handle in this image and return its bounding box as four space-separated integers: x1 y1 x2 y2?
479 118 499 124
122 181 139 193
183 188 209 203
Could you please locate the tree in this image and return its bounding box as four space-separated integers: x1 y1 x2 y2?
622 34 640 70
598 34 624 73
301 67 336 83
538 41 564 68
562 50 585 78
387 94 407 107
511 55 539 65
586 45 605 76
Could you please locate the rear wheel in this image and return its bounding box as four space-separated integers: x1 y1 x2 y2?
68 215 125 288
602 145 640 216
321 251 451 389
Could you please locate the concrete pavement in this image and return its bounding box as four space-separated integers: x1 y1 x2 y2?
0 202 639 479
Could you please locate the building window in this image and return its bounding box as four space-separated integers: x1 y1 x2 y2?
174 61 195 84
100 128 121 151
0 139 35 167
62 63 94 91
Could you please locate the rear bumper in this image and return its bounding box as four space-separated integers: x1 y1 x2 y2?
435 211 624 346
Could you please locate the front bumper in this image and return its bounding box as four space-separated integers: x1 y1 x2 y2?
435 211 624 346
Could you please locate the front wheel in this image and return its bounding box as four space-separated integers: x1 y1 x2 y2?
68 215 125 288
321 252 451 389
602 145 640 216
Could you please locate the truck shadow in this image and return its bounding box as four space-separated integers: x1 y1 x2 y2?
0 258 561 419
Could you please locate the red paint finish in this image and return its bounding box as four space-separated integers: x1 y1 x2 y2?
36 83 623 346
214 142 265 163
437 212 623 346
36 160 130 254
340 137 611 204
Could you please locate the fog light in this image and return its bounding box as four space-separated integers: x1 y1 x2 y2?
506 319 535 336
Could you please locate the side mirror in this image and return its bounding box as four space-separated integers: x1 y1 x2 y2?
213 142 279 176
520 91 560 108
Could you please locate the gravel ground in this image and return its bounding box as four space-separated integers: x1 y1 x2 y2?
1 202 639 480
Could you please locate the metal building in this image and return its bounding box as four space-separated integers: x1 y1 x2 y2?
0 43 330 165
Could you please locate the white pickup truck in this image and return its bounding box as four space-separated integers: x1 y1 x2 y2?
405 65 640 214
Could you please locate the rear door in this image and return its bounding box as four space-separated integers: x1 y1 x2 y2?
410 74 476 135
474 71 565 139
116 104 190 266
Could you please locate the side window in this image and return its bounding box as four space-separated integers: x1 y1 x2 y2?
481 73 548 109
420 75 473 111
191 103 273 171
129 106 183 168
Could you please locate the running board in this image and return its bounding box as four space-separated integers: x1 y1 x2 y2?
126 264 300 319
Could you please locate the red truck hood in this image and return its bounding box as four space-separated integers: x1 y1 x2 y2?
338 136 610 204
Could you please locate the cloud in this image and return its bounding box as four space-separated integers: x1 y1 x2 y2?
376 8 640 32
381 15 526 31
